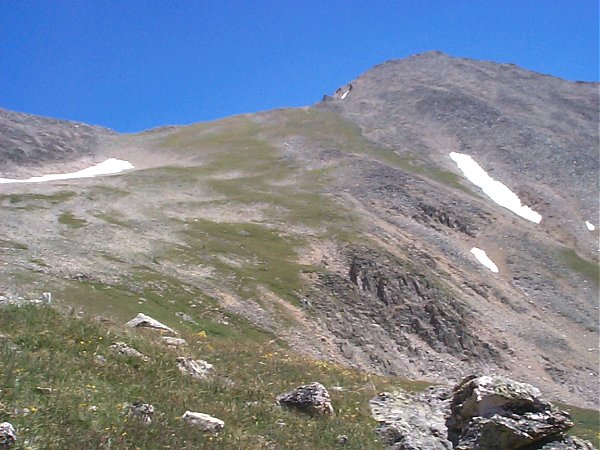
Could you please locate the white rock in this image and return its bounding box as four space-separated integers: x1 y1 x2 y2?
162 336 187 347
126 313 177 335
181 411 224 432
177 357 213 380
0 422 16 448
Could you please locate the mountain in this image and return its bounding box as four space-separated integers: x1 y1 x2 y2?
0 51 598 417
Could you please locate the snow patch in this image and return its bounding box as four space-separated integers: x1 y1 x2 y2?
449 152 542 224
585 221 596 231
470 247 499 273
0 158 134 184
340 90 350 100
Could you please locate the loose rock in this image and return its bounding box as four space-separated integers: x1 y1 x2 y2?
0 422 16 449
177 357 213 380
126 313 177 334
110 342 149 361
126 402 154 424
276 382 334 415
162 336 187 347
181 411 224 433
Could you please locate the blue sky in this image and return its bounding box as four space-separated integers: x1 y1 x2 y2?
1 1 598 132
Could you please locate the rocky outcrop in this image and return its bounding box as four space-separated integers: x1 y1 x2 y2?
0 422 16 449
447 375 573 449
370 375 597 450
276 382 334 416
177 357 213 380
181 411 224 433
126 313 177 335
371 386 454 449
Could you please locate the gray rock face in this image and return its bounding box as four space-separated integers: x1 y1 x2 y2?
181 411 224 433
370 387 453 450
276 382 334 415
176 357 213 380
126 402 154 424
126 313 177 335
0 422 16 449
370 375 597 450
0 108 113 176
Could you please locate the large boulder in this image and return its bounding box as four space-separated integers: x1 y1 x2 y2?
276 382 334 416
0 422 16 449
126 313 177 335
370 375 597 450
448 375 574 449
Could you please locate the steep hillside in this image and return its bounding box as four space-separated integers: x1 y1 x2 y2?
0 52 598 416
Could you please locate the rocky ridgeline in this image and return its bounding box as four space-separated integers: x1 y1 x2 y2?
371 375 596 450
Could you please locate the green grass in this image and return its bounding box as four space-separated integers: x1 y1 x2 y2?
556 402 600 448
559 248 599 286
0 303 410 449
58 212 88 229
1 191 76 205
1 303 596 450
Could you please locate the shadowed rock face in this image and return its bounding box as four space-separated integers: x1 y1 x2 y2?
0 52 597 409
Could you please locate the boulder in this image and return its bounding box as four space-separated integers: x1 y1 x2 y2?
181 411 224 433
0 422 16 449
369 375 597 450
110 342 149 361
448 375 574 449
125 402 154 424
177 357 213 380
276 382 334 415
126 313 177 334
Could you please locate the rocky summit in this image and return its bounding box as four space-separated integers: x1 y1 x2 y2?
0 52 598 448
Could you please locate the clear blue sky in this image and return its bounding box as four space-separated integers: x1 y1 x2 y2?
1 1 598 133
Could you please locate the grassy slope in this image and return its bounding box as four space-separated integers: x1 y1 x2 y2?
1 305 597 449
0 304 423 449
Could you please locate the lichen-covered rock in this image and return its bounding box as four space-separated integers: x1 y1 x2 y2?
276 382 334 415
181 411 224 433
370 387 453 449
126 313 177 334
447 375 572 449
110 342 149 361
177 357 213 380
370 375 597 450
0 422 16 449
455 412 573 450
125 402 154 424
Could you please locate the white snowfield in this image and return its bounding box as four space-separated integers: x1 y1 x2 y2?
340 90 350 100
585 221 596 231
449 152 542 224
0 158 134 184
470 247 499 273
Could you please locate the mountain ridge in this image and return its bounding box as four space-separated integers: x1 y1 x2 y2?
0 53 598 413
